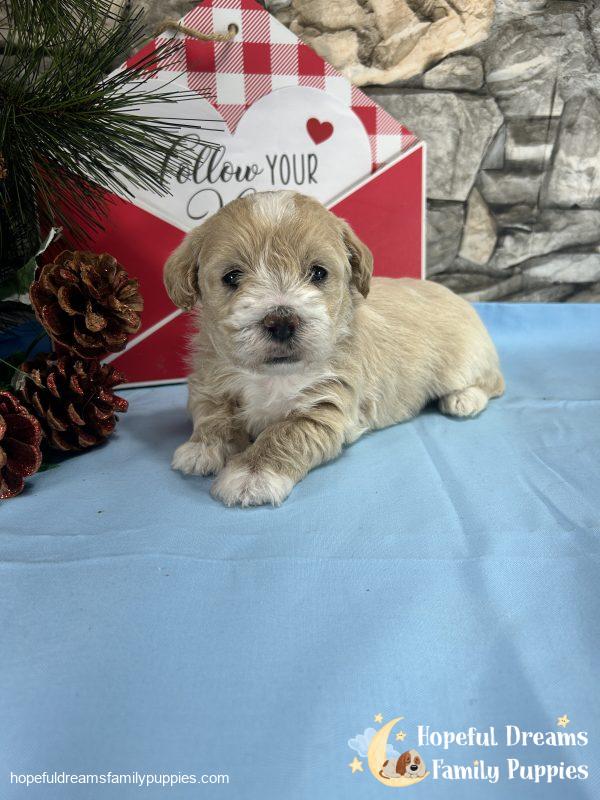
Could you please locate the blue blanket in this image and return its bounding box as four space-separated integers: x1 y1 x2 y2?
1 303 599 799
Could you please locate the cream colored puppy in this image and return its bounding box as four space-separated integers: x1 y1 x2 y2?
164 190 504 507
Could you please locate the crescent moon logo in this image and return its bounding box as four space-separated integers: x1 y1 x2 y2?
367 717 430 788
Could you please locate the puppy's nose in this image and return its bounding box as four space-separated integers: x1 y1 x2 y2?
262 307 300 342
410 765 418 771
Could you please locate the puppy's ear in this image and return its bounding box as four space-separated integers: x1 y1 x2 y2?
342 221 373 298
163 227 204 310
397 752 410 776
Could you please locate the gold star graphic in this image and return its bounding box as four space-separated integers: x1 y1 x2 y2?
349 757 364 774
557 714 570 728
396 731 407 741
374 713 383 724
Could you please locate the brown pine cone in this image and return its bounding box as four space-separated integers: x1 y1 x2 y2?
0 391 43 499
30 250 143 359
18 354 128 452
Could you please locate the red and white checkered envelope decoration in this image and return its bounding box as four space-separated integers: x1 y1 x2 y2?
87 0 425 385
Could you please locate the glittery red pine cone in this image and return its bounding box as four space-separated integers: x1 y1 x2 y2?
18 354 128 452
30 251 143 359
0 391 43 499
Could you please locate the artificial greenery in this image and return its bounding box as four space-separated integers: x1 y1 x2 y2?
0 253 35 300
0 349 25 390
0 0 210 274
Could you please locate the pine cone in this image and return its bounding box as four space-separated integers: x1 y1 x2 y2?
0 391 42 499
30 251 143 359
18 354 128 452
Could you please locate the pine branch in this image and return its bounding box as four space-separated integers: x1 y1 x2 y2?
0 0 215 251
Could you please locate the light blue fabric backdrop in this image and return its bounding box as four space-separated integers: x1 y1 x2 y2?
1 303 599 798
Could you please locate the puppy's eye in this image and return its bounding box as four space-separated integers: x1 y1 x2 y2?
310 264 328 283
222 269 242 289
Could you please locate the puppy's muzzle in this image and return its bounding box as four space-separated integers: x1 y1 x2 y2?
410 765 418 772
262 307 300 343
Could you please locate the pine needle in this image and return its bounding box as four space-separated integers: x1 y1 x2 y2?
0 0 216 251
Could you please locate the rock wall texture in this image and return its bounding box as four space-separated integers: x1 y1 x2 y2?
139 0 600 301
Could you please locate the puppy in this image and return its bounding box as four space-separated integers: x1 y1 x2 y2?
164 190 504 507
380 749 426 780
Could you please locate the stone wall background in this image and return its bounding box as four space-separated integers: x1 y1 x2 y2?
139 0 600 301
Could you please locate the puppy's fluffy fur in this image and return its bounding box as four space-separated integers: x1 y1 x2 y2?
164 190 504 507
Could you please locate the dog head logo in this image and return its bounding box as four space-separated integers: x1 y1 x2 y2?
348 715 430 787
380 749 427 781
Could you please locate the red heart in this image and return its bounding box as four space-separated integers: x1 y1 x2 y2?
306 117 334 145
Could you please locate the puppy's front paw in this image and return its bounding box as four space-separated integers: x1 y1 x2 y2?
171 440 229 476
211 459 294 507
